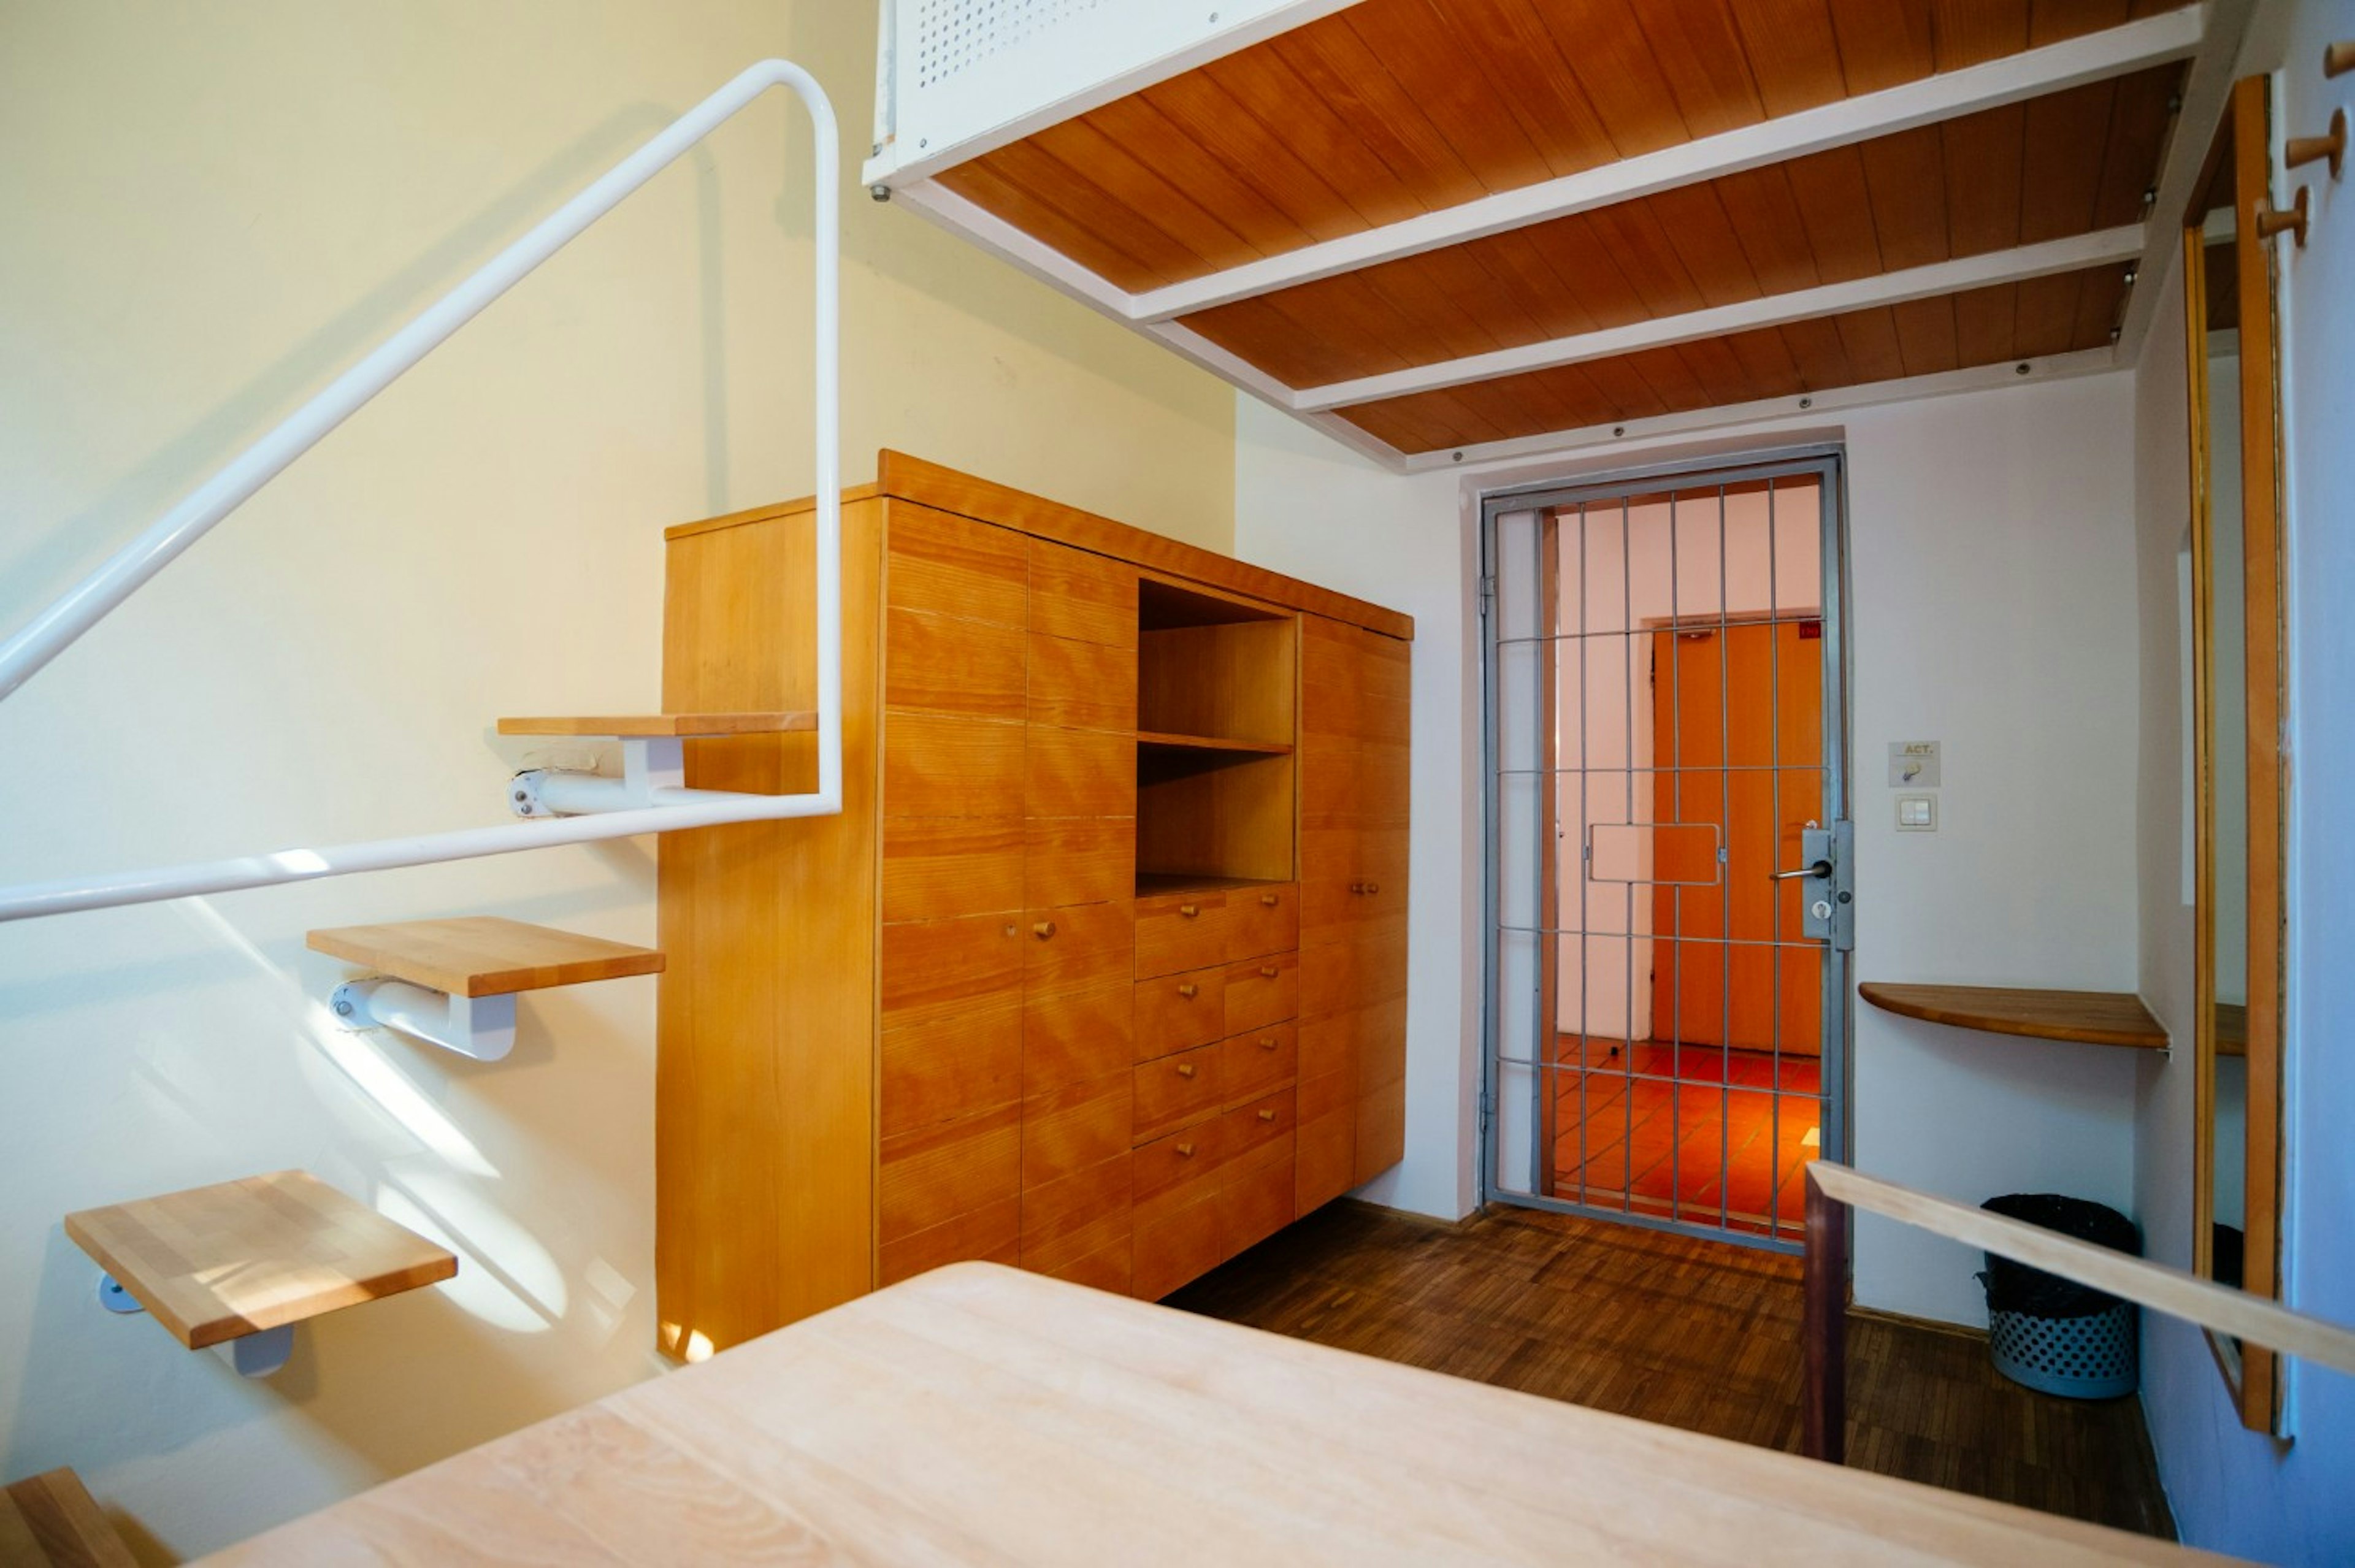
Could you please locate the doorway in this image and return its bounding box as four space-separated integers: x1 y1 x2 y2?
1484 452 1850 1251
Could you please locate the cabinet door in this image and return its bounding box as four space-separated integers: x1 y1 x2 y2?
1297 616 1411 1199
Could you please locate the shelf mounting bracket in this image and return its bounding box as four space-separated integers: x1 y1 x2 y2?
97 1274 296 1379
329 977 517 1061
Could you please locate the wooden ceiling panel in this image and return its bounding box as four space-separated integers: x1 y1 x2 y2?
935 0 2194 293
1175 67 2177 391
1335 264 2131 452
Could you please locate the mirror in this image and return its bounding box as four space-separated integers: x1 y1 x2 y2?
2185 75 2286 1435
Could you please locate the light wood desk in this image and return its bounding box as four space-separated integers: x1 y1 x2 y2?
204 1263 2226 1565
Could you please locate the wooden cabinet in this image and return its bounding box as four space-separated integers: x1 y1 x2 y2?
656 453 1412 1355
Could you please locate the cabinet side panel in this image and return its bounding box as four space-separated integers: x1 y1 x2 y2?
657 497 883 1354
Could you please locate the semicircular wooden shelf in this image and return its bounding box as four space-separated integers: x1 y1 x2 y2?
1858 982 2166 1051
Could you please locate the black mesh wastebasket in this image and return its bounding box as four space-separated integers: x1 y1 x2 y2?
1977 1193 2141 1399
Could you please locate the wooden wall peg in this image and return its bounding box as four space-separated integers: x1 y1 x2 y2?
2326 40 2353 78
2257 186 2311 248
2288 108 2346 180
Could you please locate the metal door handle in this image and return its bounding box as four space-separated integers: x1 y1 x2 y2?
1769 859 1832 882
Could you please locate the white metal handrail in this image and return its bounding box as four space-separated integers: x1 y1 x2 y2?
0 61 842 924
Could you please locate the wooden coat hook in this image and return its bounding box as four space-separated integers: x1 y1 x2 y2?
2326 40 2353 78
2289 108 2347 180
2258 186 2311 248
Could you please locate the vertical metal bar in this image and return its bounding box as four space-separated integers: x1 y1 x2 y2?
1535 512 1562 1199
1819 461 1852 1171
1621 495 1637 1214
1767 476 1785 1239
1576 504 1593 1209
1479 502 1504 1205
1668 487 1683 1223
1803 1166 1850 1464
1717 484 1733 1231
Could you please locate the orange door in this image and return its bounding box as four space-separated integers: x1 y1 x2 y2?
1649 620 1824 1057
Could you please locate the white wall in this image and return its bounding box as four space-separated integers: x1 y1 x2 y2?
1239 373 2146 1330
0 2 1232 1558
2131 0 2355 1557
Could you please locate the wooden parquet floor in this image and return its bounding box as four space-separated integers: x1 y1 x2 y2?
1165 1199 2175 1541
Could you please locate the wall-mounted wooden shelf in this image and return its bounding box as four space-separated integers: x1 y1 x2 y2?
1858 983 2167 1050
63 1171 456 1353
496 712 813 736
1 1467 136 1567
308 916 662 998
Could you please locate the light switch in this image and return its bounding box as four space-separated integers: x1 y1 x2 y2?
1896 794 1937 832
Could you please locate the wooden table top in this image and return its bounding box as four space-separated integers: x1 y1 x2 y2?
202 1263 2224 1565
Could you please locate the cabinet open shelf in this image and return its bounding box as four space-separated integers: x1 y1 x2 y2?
1136 730 1293 756
1135 576 1298 888
1858 982 2167 1051
1135 871 1292 898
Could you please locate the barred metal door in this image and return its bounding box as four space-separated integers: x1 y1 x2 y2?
1482 451 1850 1251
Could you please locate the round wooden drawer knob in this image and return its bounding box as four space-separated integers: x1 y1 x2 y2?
1176 1063 1198 1079
1257 1109 1276 1122
1180 903 1200 919
1349 882 1365 895
1176 1142 1196 1158
1178 984 1200 1000
1258 965 1279 978
1260 893 1280 908
1258 1036 1278 1050
1365 882 1380 896
1033 920 1056 939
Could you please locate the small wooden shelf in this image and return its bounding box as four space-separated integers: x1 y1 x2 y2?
63 1171 457 1350
1135 872 1292 898
496 712 814 737
1858 983 2167 1050
2 1467 135 1568
1136 730 1293 756
307 916 662 998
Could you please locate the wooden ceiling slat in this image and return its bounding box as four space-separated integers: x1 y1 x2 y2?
1430 0 1626 178
976 140 1216 284
1777 314 1859 389
1931 0 2033 69
1466 230 1607 341
1195 53 1428 230
1583 204 1712 319
1264 25 1491 210
1138 73 1368 243
1186 297 1365 387
1891 295 1964 374
1783 145 1887 284
1083 96 1319 262
1334 2 1555 191
2013 271 2087 356
1631 1 1773 139
1942 102 2028 254
933 158 1177 292
1027 120 1262 275
1824 0 1936 93
1713 165 1828 294
1406 245 1556 349
1337 264 2124 451
1358 259 1517 362
2092 63 2184 226
1521 0 1695 157
1953 281 2022 364
1542 213 1665 331
1647 183 1771 308
2020 78 2120 241
1728 0 1853 117
1858 123 1955 271
2029 0 2132 45
1832 307 1910 383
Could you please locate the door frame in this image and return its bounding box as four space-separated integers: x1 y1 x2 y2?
1476 445 1853 1254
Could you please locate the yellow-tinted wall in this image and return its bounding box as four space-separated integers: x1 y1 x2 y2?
0 2 1229 1558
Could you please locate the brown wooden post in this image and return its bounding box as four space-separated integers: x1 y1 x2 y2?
1802 1165 1848 1464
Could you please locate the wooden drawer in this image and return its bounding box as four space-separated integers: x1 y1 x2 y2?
1020 1152 1132 1273
1295 1061 1354 1124
880 997 1020 1138
1220 1139 1297 1257
1226 883 1299 961
1133 1119 1232 1222
1133 1042 1223 1144
887 502 1026 625
1041 1234 1133 1296
878 1196 1020 1288
1024 817 1134 909
881 914 1022 1031
881 817 1024 924
1026 726 1135 819
1355 1076 1406 1185
1225 1085 1296 1163
1024 901 1134 991
1027 632 1136 733
1295 1108 1355 1214
879 1101 1020 1242
1222 953 1298 1035
1296 1012 1355 1087
1220 1021 1296 1106
1022 1071 1133 1190
1135 966 1225 1061
1024 979 1133 1094
884 713 1024 818
885 605 1024 720
1132 1196 1222 1302
1030 538 1137 648
1136 892 1230 978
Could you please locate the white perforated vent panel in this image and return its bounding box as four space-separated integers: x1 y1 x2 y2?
868 0 1351 185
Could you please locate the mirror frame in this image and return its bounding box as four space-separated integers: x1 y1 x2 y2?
2184 73 2288 1436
